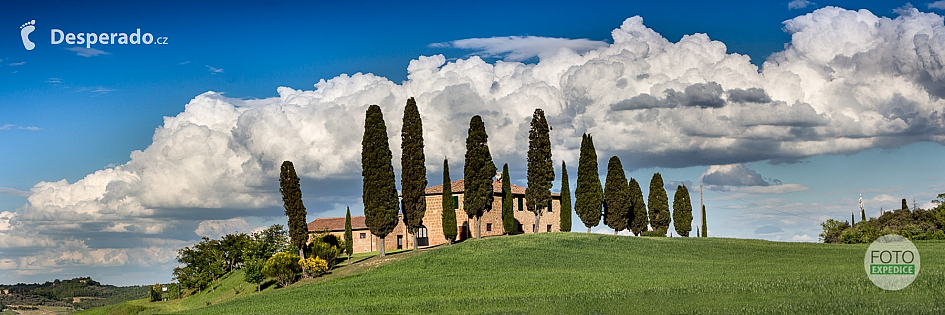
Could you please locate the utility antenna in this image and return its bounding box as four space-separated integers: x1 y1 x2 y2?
859 194 864 213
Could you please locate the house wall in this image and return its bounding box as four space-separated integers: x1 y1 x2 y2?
322 194 561 255
320 216 414 255
423 193 561 247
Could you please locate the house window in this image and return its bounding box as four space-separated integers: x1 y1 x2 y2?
417 225 429 247
360 233 366 239
453 196 459 209
547 224 552 232
518 197 523 211
486 223 492 232
547 200 553 212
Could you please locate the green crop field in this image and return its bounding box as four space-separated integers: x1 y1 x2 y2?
82 233 945 314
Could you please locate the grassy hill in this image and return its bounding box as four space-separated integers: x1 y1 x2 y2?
88 233 945 314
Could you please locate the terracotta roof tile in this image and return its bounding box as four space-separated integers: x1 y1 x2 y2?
308 215 367 232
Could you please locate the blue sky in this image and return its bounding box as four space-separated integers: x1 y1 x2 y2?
2 0 944 285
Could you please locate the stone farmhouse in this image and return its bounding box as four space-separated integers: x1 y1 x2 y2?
308 177 561 254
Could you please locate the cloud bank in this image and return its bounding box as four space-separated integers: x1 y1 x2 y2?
4 6 945 282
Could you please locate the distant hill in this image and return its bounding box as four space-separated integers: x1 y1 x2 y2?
0 277 148 311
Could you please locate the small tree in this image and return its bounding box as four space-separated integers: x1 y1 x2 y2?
648 173 670 235
280 161 310 278
243 257 266 292
526 108 554 233
463 115 496 239
575 134 603 232
603 156 630 234
672 185 693 237
361 105 400 257
401 97 427 250
502 163 515 234
628 178 648 236
262 252 300 288
441 158 458 244
344 207 353 263
560 161 572 232
701 205 708 237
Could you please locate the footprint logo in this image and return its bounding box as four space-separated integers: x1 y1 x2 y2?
20 20 35 51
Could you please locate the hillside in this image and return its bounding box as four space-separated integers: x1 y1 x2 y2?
0 277 147 311
185 233 944 314
80 233 945 314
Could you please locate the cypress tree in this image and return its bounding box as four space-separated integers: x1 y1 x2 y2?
279 160 310 278
672 185 693 237
902 199 909 211
401 97 427 250
575 134 603 233
526 109 554 233
361 105 399 257
560 161 572 232
463 115 496 239
628 177 648 236
701 205 708 237
442 158 457 244
861 208 866 222
603 156 630 234
648 172 670 235
502 163 515 235
344 207 353 263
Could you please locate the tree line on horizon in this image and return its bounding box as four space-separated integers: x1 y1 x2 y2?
820 195 945 243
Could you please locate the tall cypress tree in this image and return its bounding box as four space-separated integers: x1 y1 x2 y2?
526 109 554 233
401 97 427 250
902 199 909 211
648 172 670 235
344 207 353 263
441 158 457 244
502 163 515 235
628 178 648 236
672 185 693 237
603 156 630 234
463 115 496 239
560 161 572 232
575 134 602 233
279 160 310 278
361 105 399 257
701 205 708 237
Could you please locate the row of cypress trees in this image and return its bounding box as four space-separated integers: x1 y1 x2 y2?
362 100 572 250
574 134 704 236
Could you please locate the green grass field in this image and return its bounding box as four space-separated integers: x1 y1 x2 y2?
84 233 945 314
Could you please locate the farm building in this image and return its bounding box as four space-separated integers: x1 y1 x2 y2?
308 177 561 254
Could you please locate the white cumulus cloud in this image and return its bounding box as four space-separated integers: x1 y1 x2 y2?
789 0 814 10
6 7 945 282
434 36 609 61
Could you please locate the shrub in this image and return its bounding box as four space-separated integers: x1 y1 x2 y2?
299 257 330 276
263 252 300 288
308 233 344 269
819 219 849 243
